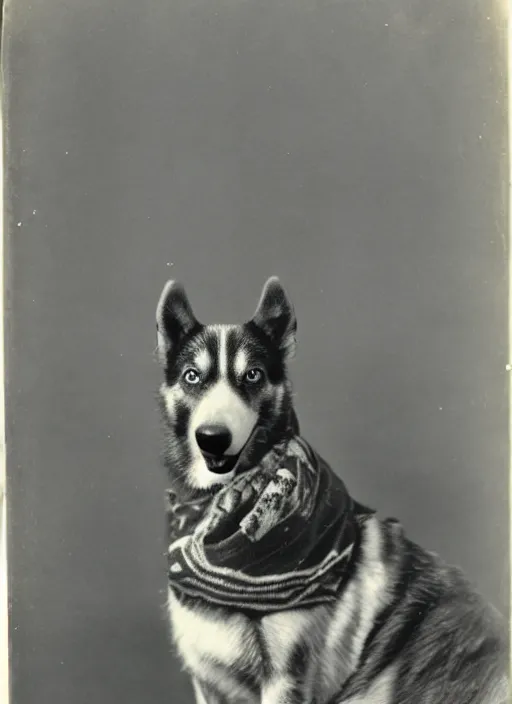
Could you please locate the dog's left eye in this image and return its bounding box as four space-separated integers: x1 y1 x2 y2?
183 368 201 385
244 368 263 384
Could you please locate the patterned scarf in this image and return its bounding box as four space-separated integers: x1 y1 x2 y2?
166 429 374 613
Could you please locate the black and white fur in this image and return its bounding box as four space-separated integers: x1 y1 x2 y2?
156 277 509 704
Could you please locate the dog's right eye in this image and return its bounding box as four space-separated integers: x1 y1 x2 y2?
183 368 201 385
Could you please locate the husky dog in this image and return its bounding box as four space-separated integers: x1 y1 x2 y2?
156 277 509 704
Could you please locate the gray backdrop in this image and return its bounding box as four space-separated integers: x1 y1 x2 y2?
4 1 508 703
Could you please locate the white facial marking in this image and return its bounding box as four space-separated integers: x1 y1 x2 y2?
194 348 211 375
220 325 228 375
234 348 248 377
191 380 257 456
162 383 186 415
212 324 231 376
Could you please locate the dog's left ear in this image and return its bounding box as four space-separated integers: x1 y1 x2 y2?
251 277 297 359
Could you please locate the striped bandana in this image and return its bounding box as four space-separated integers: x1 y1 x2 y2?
166 432 374 613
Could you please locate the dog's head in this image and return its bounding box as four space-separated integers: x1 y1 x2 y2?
156 277 297 492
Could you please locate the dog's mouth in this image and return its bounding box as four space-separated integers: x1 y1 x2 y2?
202 452 241 475
200 425 274 477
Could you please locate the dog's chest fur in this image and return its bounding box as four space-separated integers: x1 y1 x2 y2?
168 590 366 704
167 517 397 704
169 594 332 703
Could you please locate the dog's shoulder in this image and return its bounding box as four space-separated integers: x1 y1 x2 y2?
338 513 509 703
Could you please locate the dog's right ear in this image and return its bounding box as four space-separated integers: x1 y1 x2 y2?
156 281 199 366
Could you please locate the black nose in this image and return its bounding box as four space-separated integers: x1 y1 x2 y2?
195 424 232 456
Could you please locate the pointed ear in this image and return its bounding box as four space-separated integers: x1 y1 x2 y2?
156 281 199 365
250 277 297 359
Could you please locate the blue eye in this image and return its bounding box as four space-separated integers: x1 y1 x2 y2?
244 368 263 384
183 368 201 385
